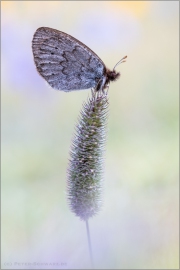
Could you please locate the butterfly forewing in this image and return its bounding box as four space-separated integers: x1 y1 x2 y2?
32 27 106 91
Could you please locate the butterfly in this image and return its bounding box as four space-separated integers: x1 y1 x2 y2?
32 27 127 92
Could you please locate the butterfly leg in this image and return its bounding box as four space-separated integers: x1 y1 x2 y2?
95 79 102 92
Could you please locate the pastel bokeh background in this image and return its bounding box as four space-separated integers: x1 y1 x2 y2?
1 1 179 269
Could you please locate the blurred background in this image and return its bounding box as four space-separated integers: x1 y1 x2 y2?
1 1 179 269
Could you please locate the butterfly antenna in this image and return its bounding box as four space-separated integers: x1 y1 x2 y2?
113 55 127 71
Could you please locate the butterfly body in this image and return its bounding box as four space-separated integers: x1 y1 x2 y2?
32 27 122 92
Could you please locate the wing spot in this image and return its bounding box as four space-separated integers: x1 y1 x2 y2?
51 52 54 55
55 47 58 49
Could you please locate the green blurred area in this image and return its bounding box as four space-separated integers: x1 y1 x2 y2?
1 1 179 269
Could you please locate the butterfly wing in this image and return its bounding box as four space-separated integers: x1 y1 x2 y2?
32 27 106 91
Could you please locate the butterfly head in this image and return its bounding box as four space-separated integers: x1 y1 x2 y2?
106 55 127 83
107 70 120 82
107 56 127 81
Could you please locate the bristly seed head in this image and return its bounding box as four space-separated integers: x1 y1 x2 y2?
67 90 108 221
